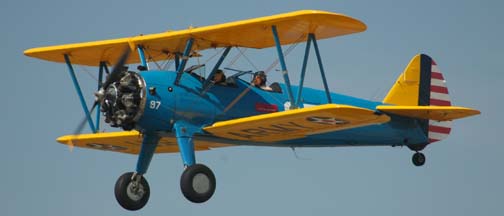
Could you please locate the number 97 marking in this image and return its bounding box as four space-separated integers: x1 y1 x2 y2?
149 100 161 110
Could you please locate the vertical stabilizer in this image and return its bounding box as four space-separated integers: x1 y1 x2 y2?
383 54 452 143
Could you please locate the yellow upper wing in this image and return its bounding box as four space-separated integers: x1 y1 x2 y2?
24 10 366 66
204 104 390 142
376 105 480 121
56 131 232 154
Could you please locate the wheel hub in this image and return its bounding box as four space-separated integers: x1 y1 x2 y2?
192 173 211 194
126 181 145 201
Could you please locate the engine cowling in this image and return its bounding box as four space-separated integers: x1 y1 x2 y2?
100 71 146 130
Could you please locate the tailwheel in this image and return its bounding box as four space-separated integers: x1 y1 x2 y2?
114 172 150 211
180 164 216 203
412 152 426 167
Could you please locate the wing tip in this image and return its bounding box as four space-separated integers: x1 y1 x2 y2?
56 135 73 144
23 48 38 57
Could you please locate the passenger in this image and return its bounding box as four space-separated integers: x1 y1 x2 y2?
252 71 272 91
212 69 227 85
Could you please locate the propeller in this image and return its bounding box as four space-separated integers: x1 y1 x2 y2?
69 48 131 151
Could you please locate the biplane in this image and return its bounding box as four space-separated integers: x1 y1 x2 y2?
24 10 480 210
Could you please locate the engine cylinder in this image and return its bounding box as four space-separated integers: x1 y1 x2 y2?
100 71 146 130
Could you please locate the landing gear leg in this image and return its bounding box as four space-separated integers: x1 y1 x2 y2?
175 121 216 203
412 152 426 167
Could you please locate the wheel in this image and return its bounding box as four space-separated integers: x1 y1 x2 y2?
114 172 150 211
412 152 426 167
180 164 216 203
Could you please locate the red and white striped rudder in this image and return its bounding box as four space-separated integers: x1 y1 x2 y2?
428 60 452 143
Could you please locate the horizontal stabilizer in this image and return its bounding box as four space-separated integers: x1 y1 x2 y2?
204 104 390 142
376 105 480 121
56 131 232 154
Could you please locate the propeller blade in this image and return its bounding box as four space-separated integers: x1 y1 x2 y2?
74 101 99 135
69 101 99 152
102 48 131 89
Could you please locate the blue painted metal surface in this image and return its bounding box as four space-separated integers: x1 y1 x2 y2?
310 34 332 104
137 45 148 70
271 25 295 109
135 72 176 132
175 38 194 85
174 121 203 166
127 45 431 154
64 54 96 133
133 70 428 149
295 36 312 107
135 134 160 174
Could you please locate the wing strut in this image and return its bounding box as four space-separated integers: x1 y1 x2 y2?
175 38 194 85
295 34 332 107
296 35 311 107
64 54 96 133
272 25 296 109
201 46 232 93
311 34 332 104
137 45 148 70
96 61 106 131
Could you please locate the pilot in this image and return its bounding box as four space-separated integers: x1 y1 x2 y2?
212 69 227 85
253 71 272 91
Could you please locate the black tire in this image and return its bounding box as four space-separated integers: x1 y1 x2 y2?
180 164 216 203
412 152 426 167
114 172 150 211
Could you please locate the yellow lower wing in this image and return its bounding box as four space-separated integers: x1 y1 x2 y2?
376 105 480 121
56 131 232 154
204 104 390 142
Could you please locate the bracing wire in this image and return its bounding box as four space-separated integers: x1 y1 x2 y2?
223 35 305 113
76 65 98 82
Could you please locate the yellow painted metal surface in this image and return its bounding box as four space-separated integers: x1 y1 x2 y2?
376 105 481 121
204 104 390 142
383 54 421 105
24 10 366 66
56 131 232 154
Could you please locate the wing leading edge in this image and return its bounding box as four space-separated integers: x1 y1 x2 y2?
56 131 232 154
204 104 390 142
24 10 366 66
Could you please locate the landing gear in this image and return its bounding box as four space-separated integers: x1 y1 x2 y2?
412 152 426 167
114 172 150 211
180 164 216 203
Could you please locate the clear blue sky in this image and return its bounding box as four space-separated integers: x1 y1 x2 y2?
2 0 502 215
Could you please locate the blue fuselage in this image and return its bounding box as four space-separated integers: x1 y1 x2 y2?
135 70 428 148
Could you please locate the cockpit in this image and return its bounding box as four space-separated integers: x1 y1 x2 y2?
183 64 282 93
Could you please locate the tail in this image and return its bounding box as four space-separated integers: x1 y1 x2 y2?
383 54 453 143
